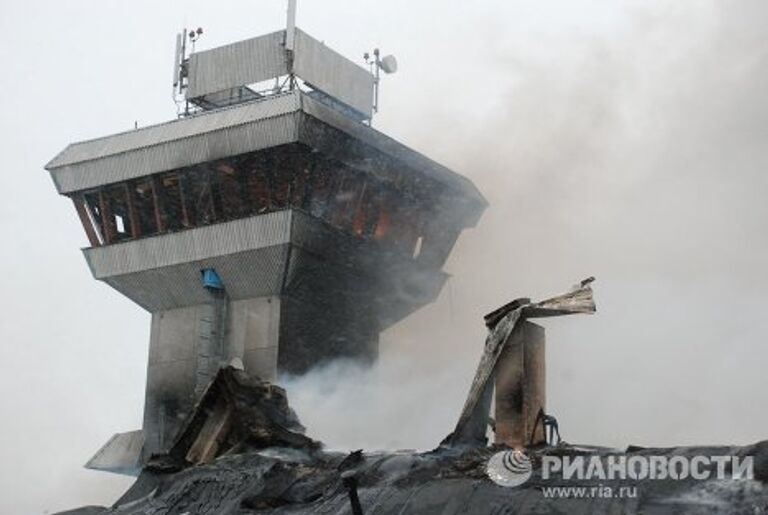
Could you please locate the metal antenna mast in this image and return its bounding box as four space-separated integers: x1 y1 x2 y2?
364 50 398 119
286 0 297 51
286 0 297 89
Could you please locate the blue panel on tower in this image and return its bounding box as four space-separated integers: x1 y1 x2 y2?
201 268 224 290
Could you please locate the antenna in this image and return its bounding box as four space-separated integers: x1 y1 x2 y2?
379 55 398 74
172 26 204 117
172 32 183 95
364 48 398 115
286 0 297 51
188 27 204 53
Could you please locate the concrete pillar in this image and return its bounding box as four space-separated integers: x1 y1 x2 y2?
143 304 205 458
141 292 374 458
143 295 281 458
227 297 281 381
494 321 546 448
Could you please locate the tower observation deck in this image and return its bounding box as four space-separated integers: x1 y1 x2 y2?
45 20 486 471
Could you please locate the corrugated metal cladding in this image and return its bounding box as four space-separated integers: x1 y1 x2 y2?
83 208 449 314
186 31 289 100
181 27 373 117
52 114 298 194
45 91 485 215
47 92 299 169
48 99 301 194
293 29 374 118
85 210 293 278
105 245 289 312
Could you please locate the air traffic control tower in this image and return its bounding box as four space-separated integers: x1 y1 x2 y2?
46 16 486 471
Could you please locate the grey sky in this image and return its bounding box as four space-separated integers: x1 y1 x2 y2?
1 1 766 513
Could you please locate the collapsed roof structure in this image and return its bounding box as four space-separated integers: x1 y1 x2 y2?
449 278 596 448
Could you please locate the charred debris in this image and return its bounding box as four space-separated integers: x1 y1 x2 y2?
59 280 768 515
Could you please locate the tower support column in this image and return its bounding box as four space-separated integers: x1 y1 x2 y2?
142 294 282 458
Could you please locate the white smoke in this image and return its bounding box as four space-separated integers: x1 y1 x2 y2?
282 0 768 452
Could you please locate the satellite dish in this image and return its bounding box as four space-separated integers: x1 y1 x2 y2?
379 55 398 74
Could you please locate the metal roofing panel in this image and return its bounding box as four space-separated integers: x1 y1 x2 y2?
186 31 289 100
293 29 374 118
47 91 300 169
49 105 301 193
51 114 298 192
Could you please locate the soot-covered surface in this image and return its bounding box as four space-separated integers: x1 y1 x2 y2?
58 440 768 514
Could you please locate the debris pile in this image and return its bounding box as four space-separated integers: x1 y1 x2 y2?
55 282 768 514
59 440 768 514
149 366 320 471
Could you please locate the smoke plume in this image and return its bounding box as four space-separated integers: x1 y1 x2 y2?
284 0 768 451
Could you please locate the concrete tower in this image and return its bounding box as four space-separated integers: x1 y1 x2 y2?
46 21 486 471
